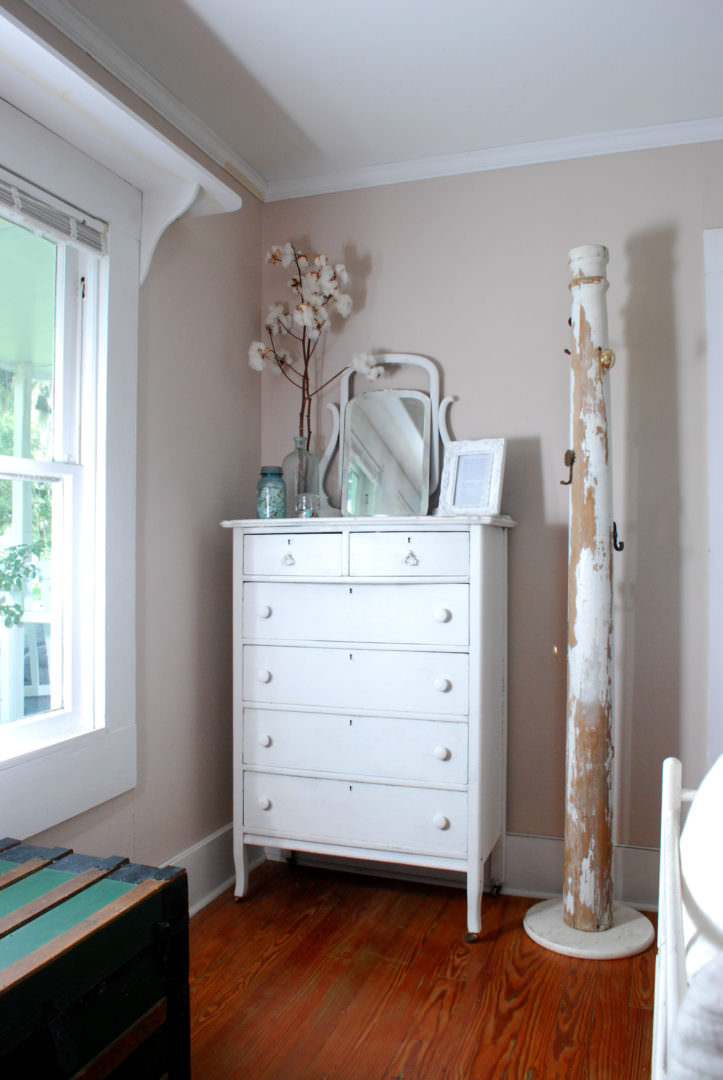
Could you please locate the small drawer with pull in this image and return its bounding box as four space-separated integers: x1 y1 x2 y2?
243 532 342 576
349 531 469 577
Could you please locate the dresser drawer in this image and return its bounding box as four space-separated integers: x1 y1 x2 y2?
243 645 468 715
349 530 469 576
244 709 468 783
243 582 469 646
243 532 342 576
244 772 467 857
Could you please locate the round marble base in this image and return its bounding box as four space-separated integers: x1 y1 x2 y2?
523 898 656 959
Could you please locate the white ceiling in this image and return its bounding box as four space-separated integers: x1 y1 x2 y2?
10 0 723 201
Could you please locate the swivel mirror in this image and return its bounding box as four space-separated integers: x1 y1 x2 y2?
341 389 431 516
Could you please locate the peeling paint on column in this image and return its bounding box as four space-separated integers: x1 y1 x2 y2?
562 245 615 932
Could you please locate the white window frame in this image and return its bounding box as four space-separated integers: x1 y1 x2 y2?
0 98 139 837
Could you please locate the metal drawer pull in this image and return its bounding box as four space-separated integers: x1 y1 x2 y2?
257 605 272 619
258 733 272 747
433 607 451 623
433 814 450 830
434 676 452 692
258 797 272 811
403 550 419 566
282 552 296 566
433 745 451 761
257 668 272 683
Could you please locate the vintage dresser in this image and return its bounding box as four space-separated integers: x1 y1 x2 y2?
0 839 190 1078
222 515 511 939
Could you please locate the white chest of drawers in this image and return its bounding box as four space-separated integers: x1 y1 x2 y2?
222 515 512 939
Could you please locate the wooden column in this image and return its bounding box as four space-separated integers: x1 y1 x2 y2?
522 245 654 958
563 244 615 931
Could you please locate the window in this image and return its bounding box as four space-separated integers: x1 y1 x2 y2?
0 99 140 837
0 181 105 758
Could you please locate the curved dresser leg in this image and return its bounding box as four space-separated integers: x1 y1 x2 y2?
466 864 483 942
234 841 249 900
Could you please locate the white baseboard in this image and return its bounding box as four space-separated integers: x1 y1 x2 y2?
164 824 261 916
168 826 659 916
504 834 659 911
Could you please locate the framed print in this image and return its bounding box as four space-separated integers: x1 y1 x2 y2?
438 438 506 516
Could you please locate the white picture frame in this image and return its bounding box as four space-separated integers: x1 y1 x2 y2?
438 438 506 516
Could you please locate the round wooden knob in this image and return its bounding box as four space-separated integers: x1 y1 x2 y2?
258 797 272 811
433 607 451 623
433 814 450 830
258 733 272 747
434 677 452 693
257 668 272 683
257 605 272 619
433 745 451 760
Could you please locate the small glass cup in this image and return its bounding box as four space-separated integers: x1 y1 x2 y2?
295 492 319 518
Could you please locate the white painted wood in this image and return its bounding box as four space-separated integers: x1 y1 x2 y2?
242 581 469 646
563 244 615 932
243 531 343 576
223 516 512 938
349 530 469 576
243 709 468 784
243 644 469 715
244 772 468 858
0 8 245 279
705 229 723 765
337 353 442 496
0 98 138 835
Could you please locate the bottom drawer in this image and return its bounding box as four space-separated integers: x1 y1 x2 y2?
243 772 467 858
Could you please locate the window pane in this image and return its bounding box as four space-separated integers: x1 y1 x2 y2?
0 217 56 462
0 477 63 724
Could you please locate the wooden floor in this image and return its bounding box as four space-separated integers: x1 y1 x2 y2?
189 860 657 1079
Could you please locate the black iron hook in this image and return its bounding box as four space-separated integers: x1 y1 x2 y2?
560 449 575 485
613 521 624 552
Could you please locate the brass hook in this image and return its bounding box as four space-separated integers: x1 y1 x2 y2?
560 449 575 485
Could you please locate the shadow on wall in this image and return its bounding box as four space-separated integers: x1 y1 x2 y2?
504 435 568 836
616 227 681 845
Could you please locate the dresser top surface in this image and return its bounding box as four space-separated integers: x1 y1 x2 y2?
221 514 515 531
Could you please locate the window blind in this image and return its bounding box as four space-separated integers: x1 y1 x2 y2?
0 165 107 254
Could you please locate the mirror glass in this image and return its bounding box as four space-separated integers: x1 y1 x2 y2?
341 390 431 516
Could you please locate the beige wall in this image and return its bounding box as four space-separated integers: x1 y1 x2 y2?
31 199 263 861
29 139 720 867
260 142 723 846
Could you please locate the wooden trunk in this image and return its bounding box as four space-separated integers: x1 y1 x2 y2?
0 838 190 1079
563 244 615 932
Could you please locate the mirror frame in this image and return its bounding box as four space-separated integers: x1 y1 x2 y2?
336 353 441 496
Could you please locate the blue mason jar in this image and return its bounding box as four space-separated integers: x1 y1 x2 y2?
256 466 286 518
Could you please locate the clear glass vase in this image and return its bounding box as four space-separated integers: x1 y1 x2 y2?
282 435 320 517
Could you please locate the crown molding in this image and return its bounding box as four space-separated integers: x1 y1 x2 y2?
266 116 723 203
9 0 268 201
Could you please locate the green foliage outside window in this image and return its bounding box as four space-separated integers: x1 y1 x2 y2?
0 541 41 626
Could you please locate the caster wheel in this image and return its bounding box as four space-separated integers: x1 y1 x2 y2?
465 931 479 944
